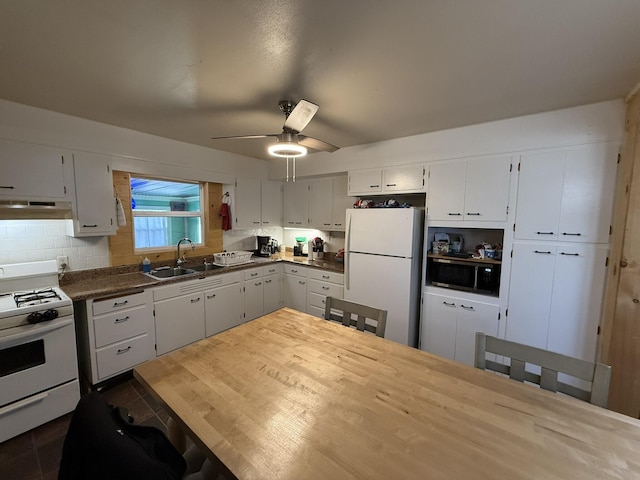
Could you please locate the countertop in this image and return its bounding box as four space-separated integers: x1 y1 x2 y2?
60 253 344 301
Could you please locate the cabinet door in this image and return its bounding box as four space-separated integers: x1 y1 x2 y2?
235 177 262 229
0 139 68 200
464 156 511 221
261 180 282 227
505 243 557 349
205 283 243 337
547 244 608 361
454 300 499 366
421 293 457 360
283 180 309 227
244 279 264 322
382 164 425 193
348 169 382 196
558 144 617 243
514 152 565 241
427 161 466 221
283 274 307 312
308 178 333 229
155 293 205 355
71 152 116 236
332 176 353 230
263 274 281 314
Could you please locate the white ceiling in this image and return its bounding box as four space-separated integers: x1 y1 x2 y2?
1 1 639 160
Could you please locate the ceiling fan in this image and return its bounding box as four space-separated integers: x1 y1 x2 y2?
211 99 339 157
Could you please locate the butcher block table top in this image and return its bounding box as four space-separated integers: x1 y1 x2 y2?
134 308 640 480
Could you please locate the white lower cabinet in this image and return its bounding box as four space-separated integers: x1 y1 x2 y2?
75 290 155 386
154 292 205 356
263 264 283 314
421 292 499 366
244 267 265 322
205 282 243 337
307 269 344 318
283 264 308 312
506 242 608 362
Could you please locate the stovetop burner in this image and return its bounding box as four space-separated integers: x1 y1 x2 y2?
14 288 62 308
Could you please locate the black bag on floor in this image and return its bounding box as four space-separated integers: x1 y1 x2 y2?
58 391 186 480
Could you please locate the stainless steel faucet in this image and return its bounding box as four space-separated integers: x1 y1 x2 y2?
176 237 194 268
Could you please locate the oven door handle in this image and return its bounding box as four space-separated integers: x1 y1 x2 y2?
0 391 49 417
0 317 73 346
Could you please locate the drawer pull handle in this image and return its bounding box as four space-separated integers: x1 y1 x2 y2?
560 252 580 256
322 286 330 290
466 212 481 216
335 223 342 226
255 282 262 286
191 297 201 303
322 275 330 279
536 231 554 235
460 305 475 310
207 294 216 299
386 183 397 187
113 300 128 307
265 279 272 284
0 185 15 189
443 301 456 307
291 269 298 273
299 281 306 285
250 272 258 277
370 184 380 188
562 232 582 236
117 346 132 355
114 316 130 324
534 250 552 254
82 224 98 228
448 213 462 216
253 221 260 224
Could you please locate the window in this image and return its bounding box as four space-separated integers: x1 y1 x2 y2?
130 176 203 250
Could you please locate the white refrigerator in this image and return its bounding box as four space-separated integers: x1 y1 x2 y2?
344 208 424 347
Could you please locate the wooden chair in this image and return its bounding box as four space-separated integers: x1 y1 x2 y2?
474 332 612 408
324 297 388 337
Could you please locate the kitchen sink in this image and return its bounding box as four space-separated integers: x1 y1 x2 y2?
190 263 224 272
147 267 197 279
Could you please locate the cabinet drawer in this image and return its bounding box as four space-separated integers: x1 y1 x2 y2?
96 334 151 380
308 269 344 285
284 264 307 277
93 305 148 348
92 291 146 316
307 304 326 319
262 264 281 276
307 279 343 297
244 268 263 280
307 291 328 310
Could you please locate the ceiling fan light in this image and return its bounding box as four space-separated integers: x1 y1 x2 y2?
268 142 307 158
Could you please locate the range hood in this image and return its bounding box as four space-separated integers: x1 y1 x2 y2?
0 200 72 219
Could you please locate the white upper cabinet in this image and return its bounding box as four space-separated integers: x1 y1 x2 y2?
0 139 69 200
427 156 511 222
234 177 262 229
348 168 382 196
234 178 283 229
348 164 426 196
261 180 282 227
382 164 426 192
68 152 116 237
283 180 309 227
332 175 354 230
514 143 617 243
308 178 333 229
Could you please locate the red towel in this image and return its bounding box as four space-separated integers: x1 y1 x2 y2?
220 203 232 231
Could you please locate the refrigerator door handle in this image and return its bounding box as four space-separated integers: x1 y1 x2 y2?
345 211 351 290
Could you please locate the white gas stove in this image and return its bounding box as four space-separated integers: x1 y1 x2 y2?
0 261 80 443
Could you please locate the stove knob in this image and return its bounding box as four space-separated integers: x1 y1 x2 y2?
43 309 59 321
27 312 44 324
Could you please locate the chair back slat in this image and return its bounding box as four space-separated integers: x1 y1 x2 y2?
475 332 612 408
324 297 387 337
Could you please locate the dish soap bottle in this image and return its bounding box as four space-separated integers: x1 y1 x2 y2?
142 257 151 273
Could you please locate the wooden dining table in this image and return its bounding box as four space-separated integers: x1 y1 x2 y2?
134 307 640 479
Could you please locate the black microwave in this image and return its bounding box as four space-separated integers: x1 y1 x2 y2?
427 256 500 295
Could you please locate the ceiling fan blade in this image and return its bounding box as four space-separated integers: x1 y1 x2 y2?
298 135 339 153
211 134 278 140
284 100 319 133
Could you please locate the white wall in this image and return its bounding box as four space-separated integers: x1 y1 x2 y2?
268 100 625 179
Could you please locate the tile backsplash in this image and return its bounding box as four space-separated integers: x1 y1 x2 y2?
0 220 109 270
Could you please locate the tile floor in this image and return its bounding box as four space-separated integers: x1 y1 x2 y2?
0 375 171 480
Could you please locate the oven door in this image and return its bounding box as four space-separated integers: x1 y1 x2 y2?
0 316 78 407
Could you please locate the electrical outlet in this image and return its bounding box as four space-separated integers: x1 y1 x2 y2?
56 256 69 270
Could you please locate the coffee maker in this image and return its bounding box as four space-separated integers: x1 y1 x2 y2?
256 235 272 257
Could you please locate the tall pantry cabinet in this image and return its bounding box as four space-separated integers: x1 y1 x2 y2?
506 142 618 363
